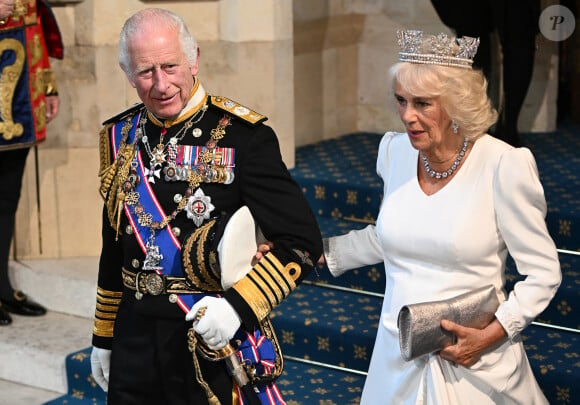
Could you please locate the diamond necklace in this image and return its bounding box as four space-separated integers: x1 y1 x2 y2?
420 138 468 180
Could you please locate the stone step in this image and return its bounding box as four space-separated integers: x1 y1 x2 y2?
2 257 98 396
0 310 94 394
0 379 61 405
8 257 99 318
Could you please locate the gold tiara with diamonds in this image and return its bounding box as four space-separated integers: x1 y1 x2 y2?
397 29 480 69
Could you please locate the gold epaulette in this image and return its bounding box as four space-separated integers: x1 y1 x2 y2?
101 102 145 126
98 123 114 177
209 96 267 126
98 108 140 234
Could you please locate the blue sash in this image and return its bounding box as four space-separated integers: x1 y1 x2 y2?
109 114 198 311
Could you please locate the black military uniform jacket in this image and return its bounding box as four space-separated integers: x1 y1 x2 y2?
93 80 323 349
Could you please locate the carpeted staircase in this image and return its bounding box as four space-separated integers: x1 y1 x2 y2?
45 126 580 404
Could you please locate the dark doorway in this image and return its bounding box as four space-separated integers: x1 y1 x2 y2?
557 0 580 124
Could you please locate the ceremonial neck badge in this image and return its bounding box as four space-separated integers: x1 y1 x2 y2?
139 104 208 183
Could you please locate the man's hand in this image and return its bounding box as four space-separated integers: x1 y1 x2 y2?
186 296 241 350
438 318 507 367
0 0 15 20
90 346 111 392
45 95 60 123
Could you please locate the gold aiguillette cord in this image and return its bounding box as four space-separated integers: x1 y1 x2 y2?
187 328 221 405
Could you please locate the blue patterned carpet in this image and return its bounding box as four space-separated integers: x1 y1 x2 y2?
47 125 579 405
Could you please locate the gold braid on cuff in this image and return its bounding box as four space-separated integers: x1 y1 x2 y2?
232 252 301 321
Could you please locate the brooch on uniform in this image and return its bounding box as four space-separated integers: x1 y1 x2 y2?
185 188 215 226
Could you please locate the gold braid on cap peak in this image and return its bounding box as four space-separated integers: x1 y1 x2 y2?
397 29 479 69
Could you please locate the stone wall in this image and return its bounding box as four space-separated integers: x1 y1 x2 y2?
12 0 559 260
14 0 294 259
293 0 560 146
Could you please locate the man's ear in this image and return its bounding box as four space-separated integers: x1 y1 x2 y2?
190 47 200 76
127 75 137 89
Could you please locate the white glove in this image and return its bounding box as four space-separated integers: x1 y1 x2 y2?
186 296 241 350
90 346 111 392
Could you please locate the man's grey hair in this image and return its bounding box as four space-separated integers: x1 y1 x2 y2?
118 8 198 79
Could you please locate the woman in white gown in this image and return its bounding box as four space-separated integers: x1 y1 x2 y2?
321 30 561 404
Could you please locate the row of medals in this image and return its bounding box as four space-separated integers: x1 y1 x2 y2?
125 113 234 299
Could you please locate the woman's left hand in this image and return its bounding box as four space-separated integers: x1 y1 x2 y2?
438 318 507 368
252 241 274 266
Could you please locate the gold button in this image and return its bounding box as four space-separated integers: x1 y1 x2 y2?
132 259 140 268
125 225 133 235
168 294 178 303
172 227 181 237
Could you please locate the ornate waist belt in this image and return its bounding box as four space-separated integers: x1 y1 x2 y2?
122 267 207 296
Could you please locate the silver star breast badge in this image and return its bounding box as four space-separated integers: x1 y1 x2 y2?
185 188 215 226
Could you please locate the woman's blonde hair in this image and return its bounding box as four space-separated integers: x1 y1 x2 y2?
389 62 498 140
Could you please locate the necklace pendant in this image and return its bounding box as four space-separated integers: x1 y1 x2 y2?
152 147 167 165
144 165 161 183
143 240 164 271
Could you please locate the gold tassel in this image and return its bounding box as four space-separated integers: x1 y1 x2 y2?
187 328 221 405
114 191 125 241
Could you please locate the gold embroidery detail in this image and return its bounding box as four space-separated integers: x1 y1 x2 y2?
96 287 122 299
98 116 138 236
232 252 299 321
31 66 42 99
285 261 302 281
34 98 45 132
94 288 121 337
98 123 113 189
0 38 25 141
11 1 27 21
42 68 58 95
265 252 300 287
29 33 41 67
94 308 117 320
254 259 291 303
93 318 115 338
96 289 122 304
95 302 118 313
182 220 223 291
210 95 266 125
233 276 274 321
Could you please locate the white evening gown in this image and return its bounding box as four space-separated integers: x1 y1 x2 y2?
325 132 561 405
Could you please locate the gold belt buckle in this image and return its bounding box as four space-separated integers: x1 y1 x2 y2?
144 273 164 295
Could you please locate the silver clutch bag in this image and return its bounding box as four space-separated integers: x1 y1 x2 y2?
397 285 499 361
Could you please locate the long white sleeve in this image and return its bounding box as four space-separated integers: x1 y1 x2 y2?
493 147 561 338
324 225 384 277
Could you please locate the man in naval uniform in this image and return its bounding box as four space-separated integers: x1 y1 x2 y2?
90 8 322 405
